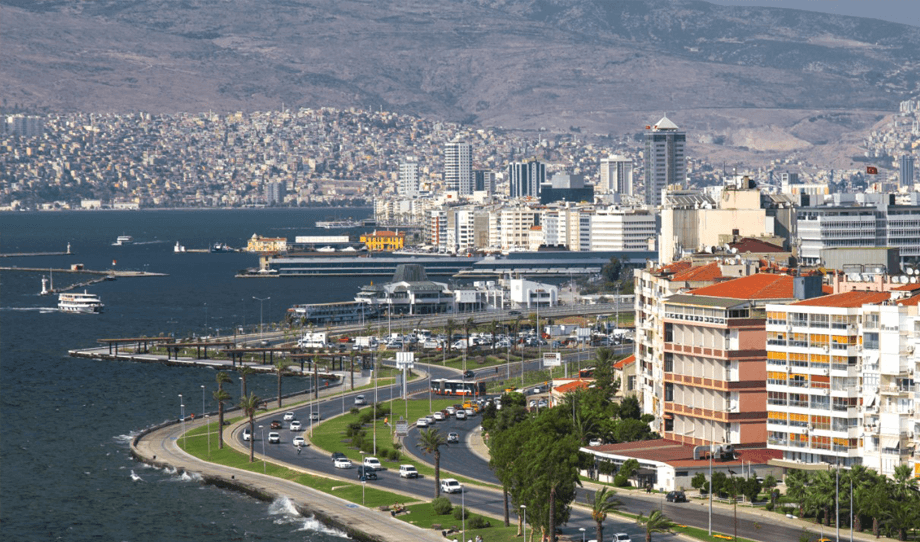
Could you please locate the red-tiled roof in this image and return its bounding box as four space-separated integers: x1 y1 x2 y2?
554 380 592 394
687 273 795 300
659 261 692 275
671 262 723 282
613 354 635 370
728 238 785 253
584 439 782 467
793 290 891 308
896 294 920 306
892 282 920 291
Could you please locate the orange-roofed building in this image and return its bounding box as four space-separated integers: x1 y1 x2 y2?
360 230 405 251
613 354 638 398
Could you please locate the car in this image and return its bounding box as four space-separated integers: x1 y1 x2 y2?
270 420 282 430
311 411 320 421
354 395 366 406
588 439 603 447
666 491 687 503
425 415 436 425
289 420 302 431
464 407 475 417
416 418 429 428
445 406 456 415
334 457 353 469
529 399 537 407
399 465 419 478
357 465 378 480
537 399 547 408
447 432 460 443
331 451 347 462
613 534 632 542
455 410 467 420
283 412 295 421
292 436 306 447
363 456 382 470
242 428 252 441
268 432 281 444
432 411 445 421
440 478 462 494
462 370 475 378
509 310 521 316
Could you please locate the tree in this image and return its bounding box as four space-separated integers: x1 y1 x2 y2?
590 487 622 542
862 479 890 538
239 392 262 463
416 428 448 497
637 510 674 542
805 470 835 526
618 396 641 420
212 388 231 449
883 499 919 541
691 472 708 494
444 319 456 355
239 365 255 398
785 469 811 516
740 476 762 504
463 317 476 355
602 256 623 284
274 360 288 409
763 474 778 506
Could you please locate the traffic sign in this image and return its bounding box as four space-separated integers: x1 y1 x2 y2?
395 416 409 436
396 352 415 369
543 352 562 367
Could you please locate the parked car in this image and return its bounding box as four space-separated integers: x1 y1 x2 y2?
362 456 382 471
666 491 687 503
242 428 252 441
270 420 282 430
334 457 353 469
268 432 280 444
440 479 462 494
357 465 377 480
289 420 302 431
292 436 306 447
354 395 366 406
455 410 467 420
537 399 547 408
447 432 460 444
399 465 419 478
283 412 295 421
588 439 603 447
331 451 347 462
613 534 632 542
416 418 429 428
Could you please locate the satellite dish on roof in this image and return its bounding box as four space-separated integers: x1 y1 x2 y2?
900 275 909 284
861 274 872 282
912 276 919 283
848 273 861 282
908 267 916 276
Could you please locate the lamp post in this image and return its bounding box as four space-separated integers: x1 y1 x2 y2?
253 296 270 341
461 484 465 542
579 527 586 542
178 394 186 449
520 504 526 541
373 357 377 455
259 424 266 473
206 414 211 459
708 425 714 536
239 377 243 398
200 384 206 417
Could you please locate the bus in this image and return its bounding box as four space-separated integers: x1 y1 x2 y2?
430 378 486 397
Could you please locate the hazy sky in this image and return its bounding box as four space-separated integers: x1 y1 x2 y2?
704 0 920 27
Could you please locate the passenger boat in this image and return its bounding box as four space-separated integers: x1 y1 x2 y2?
112 235 133 246
174 241 186 253
59 291 104 313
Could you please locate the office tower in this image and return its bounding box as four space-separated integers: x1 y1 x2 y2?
508 159 545 198
644 116 686 207
474 170 495 194
444 140 473 195
599 155 633 195
265 181 286 205
399 157 420 196
901 155 915 187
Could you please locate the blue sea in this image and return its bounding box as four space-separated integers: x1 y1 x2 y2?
0 209 373 541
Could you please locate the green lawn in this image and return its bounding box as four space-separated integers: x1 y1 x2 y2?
396 501 513 541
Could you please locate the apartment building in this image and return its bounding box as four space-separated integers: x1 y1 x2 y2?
488 206 538 251
765 290 920 475
589 208 657 252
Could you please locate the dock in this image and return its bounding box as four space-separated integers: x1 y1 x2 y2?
0 266 167 277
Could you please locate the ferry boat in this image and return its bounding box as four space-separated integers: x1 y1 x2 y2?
210 242 234 253
315 220 361 229
288 301 378 325
112 235 133 246
174 241 186 253
59 291 104 313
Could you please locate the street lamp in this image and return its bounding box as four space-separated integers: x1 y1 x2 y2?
253 296 270 341
200 384 206 417
259 424 266 473
461 483 466 542
579 527 586 542
206 414 211 459
178 394 186 449
239 376 244 398
520 504 527 541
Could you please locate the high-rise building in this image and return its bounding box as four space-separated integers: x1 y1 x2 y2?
444 140 473 195
265 181 286 205
599 155 633 195
644 116 686 207
901 155 915 187
508 160 545 199
474 170 495 194
399 158 420 197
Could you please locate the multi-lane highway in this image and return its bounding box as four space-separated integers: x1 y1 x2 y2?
237 361 821 542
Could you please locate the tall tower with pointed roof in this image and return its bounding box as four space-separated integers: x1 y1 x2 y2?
644 115 686 207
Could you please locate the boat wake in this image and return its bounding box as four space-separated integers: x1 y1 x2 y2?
0 306 58 313
130 470 144 482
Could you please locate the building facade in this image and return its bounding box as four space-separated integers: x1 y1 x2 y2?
600 154 633 196
508 159 546 199
444 140 473 195
399 158 420 197
644 116 686 207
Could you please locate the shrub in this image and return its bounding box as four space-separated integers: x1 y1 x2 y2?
614 474 629 487
347 422 363 436
452 506 469 520
349 407 360 416
765 502 774 512
432 497 453 515
468 516 490 529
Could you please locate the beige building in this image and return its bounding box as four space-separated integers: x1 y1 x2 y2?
246 234 288 253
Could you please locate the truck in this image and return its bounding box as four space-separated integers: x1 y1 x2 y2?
355 336 378 349
298 332 327 349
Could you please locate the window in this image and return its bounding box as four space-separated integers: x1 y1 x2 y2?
811 314 829 328
864 332 879 350
810 395 830 410
665 383 674 402
768 391 787 406
790 313 808 327
768 411 787 425
664 353 674 373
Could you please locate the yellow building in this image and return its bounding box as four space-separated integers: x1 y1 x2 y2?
246 234 288 253
360 230 405 251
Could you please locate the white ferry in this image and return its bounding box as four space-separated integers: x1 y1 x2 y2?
59 291 104 313
174 241 186 253
112 235 133 246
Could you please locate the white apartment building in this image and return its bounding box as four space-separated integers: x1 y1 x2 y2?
398 158 419 197
427 210 448 251
589 208 657 252
447 208 477 254
489 207 538 251
765 291 920 476
444 140 473 196
599 154 633 196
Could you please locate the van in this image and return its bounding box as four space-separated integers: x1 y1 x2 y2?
399 465 419 478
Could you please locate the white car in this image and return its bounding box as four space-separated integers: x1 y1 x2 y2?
242 428 252 441
399 464 418 478
440 478 462 494
455 410 467 420
425 415 436 424
334 457 353 469
292 436 306 447
311 412 320 421
464 407 475 417
283 412 295 421
416 418 429 428
613 534 632 542
354 395 366 406
363 456 382 470
447 432 460 443
289 420 302 431
268 432 280 444
445 406 456 415
432 411 445 421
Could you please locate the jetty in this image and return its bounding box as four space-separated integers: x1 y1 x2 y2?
0 242 73 258
0 266 167 277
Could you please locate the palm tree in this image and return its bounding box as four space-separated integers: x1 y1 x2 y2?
637 510 674 542
239 365 255 398
806 470 835 526
212 388 231 449
274 359 288 409
590 487 623 542
444 319 456 355
785 469 811 517
862 478 890 538
416 428 448 497
463 317 476 355
239 392 262 463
